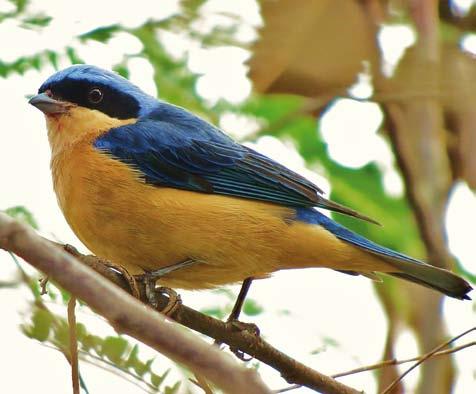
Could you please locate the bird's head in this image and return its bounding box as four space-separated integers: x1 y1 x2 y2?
29 65 157 150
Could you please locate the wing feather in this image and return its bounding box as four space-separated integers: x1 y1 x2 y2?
94 104 377 223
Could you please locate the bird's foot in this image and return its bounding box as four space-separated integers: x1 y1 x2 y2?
154 286 182 316
215 318 260 361
134 271 181 316
227 319 260 337
134 259 196 314
105 262 141 299
226 319 260 361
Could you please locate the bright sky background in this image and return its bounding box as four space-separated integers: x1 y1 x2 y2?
0 1 475 393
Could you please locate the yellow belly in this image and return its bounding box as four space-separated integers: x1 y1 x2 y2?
51 141 395 289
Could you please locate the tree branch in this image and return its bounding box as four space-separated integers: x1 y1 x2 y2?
0 213 361 394
0 213 271 394
62 248 361 394
381 326 476 394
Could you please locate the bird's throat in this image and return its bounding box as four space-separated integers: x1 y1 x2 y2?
46 107 137 156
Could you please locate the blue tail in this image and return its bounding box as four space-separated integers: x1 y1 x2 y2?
296 208 472 300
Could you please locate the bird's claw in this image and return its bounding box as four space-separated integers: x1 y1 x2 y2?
228 320 260 361
220 319 260 361
134 271 181 315
227 319 260 337
154 286 182 316
105 263 141 299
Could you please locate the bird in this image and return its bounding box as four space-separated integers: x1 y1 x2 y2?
29 64 471 313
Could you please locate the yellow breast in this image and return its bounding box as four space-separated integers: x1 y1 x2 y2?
46 107 293 288
45 106 395 290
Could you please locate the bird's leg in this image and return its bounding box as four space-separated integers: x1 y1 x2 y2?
216 278 260 360
228 278 260 338
135 259 197 315
227 277 253 323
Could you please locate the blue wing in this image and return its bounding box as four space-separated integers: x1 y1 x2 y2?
94 103 376 222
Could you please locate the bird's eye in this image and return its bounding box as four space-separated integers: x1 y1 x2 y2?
88 88 103 104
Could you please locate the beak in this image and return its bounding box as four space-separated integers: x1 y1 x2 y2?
29 92 69 114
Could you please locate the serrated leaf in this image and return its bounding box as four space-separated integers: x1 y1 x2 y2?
164 381 181 394
124 344 139 368
101 336 129 364
133 360 150 377
150 369 170 388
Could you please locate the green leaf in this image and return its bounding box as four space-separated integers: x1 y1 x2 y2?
81 334 103 353
123 344 153 376
53 320 70 348
65 47 84 64
133 360 151 377
79 25 121 43
101 336 129 364
75 322 87 342
150 369 170 388
113 63 129 79
124 344 139 368
46 50 59 70
164 381 181 394
4 206 38 229
8 0 28 13
24 308 54 341
22 15 51 27
200 306 226 319
243 299 263 316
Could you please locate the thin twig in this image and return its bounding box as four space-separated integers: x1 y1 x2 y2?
274 340 476 393
380 327 476 394
9 253 90 394
333 341 476 379
68 297 80 394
